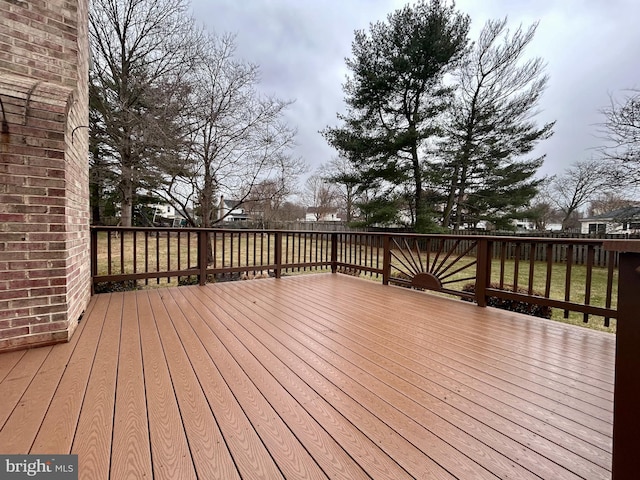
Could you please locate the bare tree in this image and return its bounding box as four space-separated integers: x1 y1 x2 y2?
89 0 202 226
548 159 608 230
598 89 640 187
243 179 294 226
158 33 305 230
440 18 553 229
304 175 339 221
319 156 362 223
588 192 638 216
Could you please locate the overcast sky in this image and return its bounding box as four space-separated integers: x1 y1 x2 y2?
190 0 640 182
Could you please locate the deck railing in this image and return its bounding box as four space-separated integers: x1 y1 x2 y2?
91 227 621 326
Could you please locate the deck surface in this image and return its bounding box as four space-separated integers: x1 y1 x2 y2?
0 274 614 479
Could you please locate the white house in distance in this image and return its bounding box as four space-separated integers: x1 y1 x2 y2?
579 206 640 234
148 203 186 227
217 196 250 222
305 207 342 222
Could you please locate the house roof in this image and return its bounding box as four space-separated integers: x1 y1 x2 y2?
581 206 640 222
221 199 242 209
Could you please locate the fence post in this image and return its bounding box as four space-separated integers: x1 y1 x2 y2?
274 231 282 278
331 232 338 273
198 230 208 286
382 235 391 285
475 238 491 307
604 240 640 480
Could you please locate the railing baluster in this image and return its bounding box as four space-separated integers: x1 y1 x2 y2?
297 233 301 272
167 230 171 284
144 231 149 286
198 230 207 286
528 242 535 296
382 235 391 285
564 245 574 318
156 231 160 285
187 231 191 270
120 230 124 274
176 232 181 273
604 251 615 328
499 242 506 289
513 242 521 291
544 243 553 298
583 245 595 323
107 231 112 276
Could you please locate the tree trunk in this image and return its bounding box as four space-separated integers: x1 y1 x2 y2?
120 178 133 227
442 163 460 228
411 144 425 231
454 163 469 230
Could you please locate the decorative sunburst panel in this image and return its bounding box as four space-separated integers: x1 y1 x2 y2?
389 237 479 295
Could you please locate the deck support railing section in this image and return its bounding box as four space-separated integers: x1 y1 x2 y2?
91 227 620 323
91 227 619 323
604 241 640 480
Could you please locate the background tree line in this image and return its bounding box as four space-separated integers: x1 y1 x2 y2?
89 0 640 231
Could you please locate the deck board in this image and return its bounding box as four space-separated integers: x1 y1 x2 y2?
0 273 615 479
72 292 123 479
31 293 106 453
150 289 241 480
110 291 153 478
137 290 197 480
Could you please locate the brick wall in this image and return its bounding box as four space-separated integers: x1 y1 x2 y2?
0 0 90 352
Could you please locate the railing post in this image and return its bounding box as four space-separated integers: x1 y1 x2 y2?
330 232 338 274
198 230 208 286
274 231 282 278
382 235 391 285
604 241 640 480
475 238 491 307
90 227 98 295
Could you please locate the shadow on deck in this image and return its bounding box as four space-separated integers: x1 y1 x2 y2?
0 274 614 479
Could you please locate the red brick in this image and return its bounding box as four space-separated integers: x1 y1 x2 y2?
32 304 66 316
0 326 29 339
0 213 26 223
3 222 48 232
5 185 48 196
0 308 30 320
0 252 28 261
9 260 49 270
30 321 68 334
0 289 27 301
26 269 66 279
9 278 50 289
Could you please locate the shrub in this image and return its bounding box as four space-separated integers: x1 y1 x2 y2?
462 282 553 319
94 280 138 293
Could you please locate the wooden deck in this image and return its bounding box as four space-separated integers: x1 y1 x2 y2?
0 274 614 479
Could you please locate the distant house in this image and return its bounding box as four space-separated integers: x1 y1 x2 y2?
579 206 640 234
217 196 250 222
305 207 342 222
148 203 187 227
513 218 563 232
